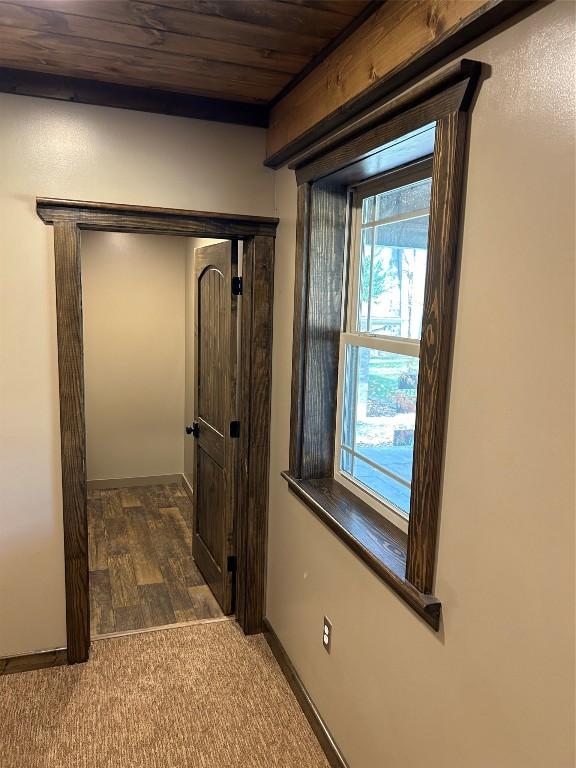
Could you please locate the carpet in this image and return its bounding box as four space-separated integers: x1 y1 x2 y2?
0 620 331 768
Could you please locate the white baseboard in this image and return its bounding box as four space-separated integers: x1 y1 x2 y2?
87 474 184 490
181 473 194 500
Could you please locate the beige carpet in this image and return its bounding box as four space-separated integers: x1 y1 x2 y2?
0 620 330 768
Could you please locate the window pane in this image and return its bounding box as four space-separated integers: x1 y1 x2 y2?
354 175 431 339
369 218 428 337
340 345 418 516
362 195 375 224
375 178 431 221
353 456 411 513
357 227 373 331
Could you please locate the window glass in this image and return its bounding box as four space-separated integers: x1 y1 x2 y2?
375 178 431 221
356 181 431 339
340 346 418 516
337 166 432 525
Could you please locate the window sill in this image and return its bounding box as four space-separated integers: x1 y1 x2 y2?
281 472 441 630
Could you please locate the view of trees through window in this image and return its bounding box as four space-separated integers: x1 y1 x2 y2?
337 170 431 524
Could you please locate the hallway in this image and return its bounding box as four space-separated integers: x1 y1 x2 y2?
89 483 222 637
0 621 330 768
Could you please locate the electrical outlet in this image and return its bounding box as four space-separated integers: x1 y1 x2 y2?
322 616 332 654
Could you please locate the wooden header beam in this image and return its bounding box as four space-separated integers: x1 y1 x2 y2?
37 197 279 239
265 0 538 167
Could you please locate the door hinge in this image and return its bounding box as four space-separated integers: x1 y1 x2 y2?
229 421 240 439
232 276 242 296
227 555 237 573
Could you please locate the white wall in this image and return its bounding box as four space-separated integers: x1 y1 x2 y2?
82 231 186 482
266 3 575 767
0 97 273 657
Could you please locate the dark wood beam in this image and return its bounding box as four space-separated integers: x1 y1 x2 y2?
0 67 269 127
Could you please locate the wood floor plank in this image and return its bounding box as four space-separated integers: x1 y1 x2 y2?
92 603 116 636
105 516 130 556
148 511 179 564
143 484 171 508
165 506 193 550
88 513 108 571
161 557 195 613
102 488 124 520
89 570 115 635
108 553 139 609
90 569 113 606
188 586 224 619
183 556 205 588
120 488 142 508
139 583 177 627
128 512 164 585
114 604 145 632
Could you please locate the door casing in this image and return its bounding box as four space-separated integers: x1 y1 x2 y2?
37 197 278 664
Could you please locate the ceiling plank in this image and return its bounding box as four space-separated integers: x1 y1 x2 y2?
1 0 328 55
0 2 308 73
0 26 291 100
277 0 371 17
0 66 270 126
146 0 354 37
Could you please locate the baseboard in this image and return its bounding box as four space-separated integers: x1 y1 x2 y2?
87 474 184 490
181 473 194 501
263 618 349 768
0 647 67 675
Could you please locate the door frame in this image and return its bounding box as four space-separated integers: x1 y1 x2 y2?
37 197 278 664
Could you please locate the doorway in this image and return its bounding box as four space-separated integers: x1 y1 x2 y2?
37 197 277 663
83 233 234 637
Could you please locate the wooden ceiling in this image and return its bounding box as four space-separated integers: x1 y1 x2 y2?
0 0 376 113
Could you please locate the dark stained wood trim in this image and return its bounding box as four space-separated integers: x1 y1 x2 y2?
236 235 276 635
282 474 441 630
53 221 90 665
0 648 68 676
300 182 348 478
289 59 480 175
288 183 311 477
406 110 469 593
294 63 480 185
269 0 384 108
37 198 279 239
39 202 277 663
263 618 350 768
285 65 479 621
265 1 537 168
0 67 269 127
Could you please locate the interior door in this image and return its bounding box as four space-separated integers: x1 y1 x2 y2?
192 241 238 615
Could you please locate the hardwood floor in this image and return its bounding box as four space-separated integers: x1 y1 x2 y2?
88 483 223 637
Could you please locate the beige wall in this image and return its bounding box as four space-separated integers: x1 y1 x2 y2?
82 231 186 482
183 237 225 490
0 96 273 657
266 3 575 767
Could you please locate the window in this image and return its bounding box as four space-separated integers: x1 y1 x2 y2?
335 162 432 532
284 59 481 628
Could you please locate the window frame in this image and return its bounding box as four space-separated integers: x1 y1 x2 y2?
283 59 482 631
334 160 433 534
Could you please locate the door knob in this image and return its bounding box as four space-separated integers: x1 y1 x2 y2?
185 422 200 438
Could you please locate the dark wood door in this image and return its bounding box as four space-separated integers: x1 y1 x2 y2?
192 241 238 615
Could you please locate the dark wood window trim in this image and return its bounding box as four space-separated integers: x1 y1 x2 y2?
36 198 278 666
285 60 482 631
